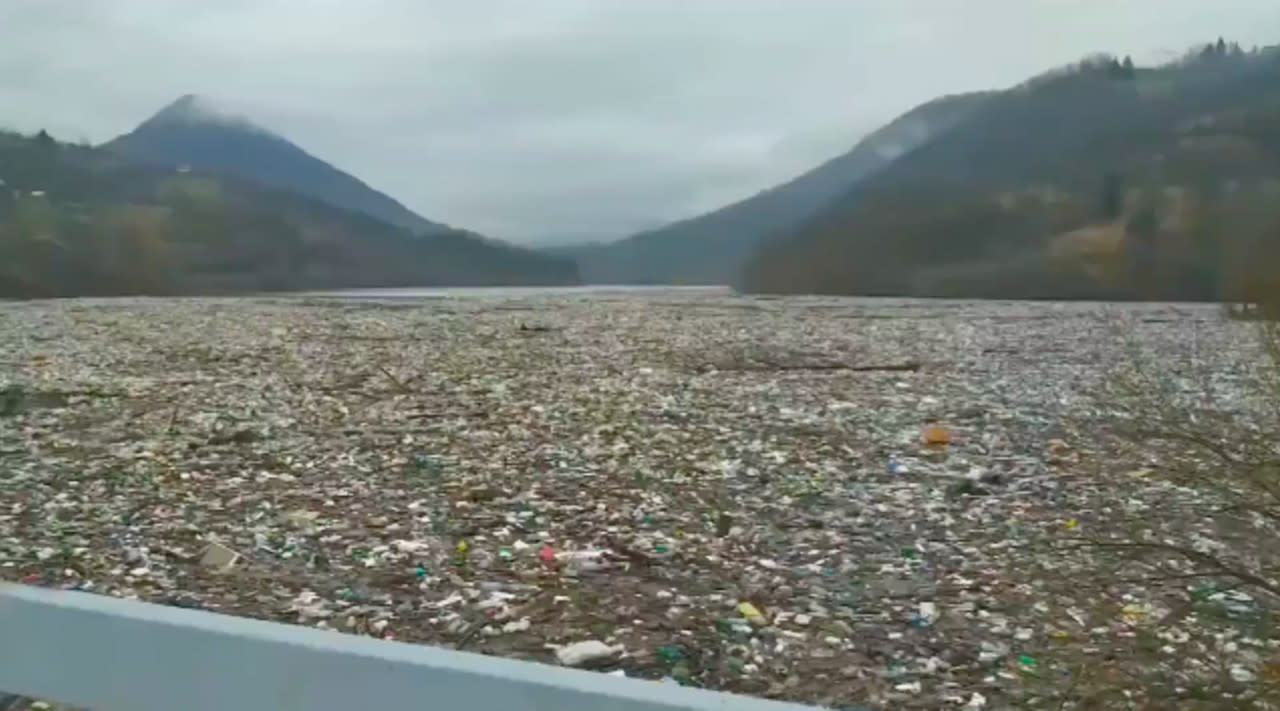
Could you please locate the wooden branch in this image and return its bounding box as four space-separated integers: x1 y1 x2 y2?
707 360 924 374
375 365 413 394
1063 538 1280 599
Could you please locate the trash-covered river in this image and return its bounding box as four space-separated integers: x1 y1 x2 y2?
0 291 1266 708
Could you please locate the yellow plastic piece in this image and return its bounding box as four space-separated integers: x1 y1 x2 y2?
922 425 952 446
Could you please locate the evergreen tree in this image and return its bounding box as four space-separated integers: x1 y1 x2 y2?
1121 55 1136 78
1101 172 1125 219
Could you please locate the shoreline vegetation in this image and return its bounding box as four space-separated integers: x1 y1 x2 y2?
0 129 579 300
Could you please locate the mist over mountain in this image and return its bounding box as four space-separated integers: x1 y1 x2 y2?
1 105 579 298
739 41 1280 301
105 95 447 235
567 92 991 285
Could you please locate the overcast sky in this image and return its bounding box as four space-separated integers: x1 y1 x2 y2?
2 1 1278 243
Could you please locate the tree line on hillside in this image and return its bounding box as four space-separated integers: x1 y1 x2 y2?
738 40 1280 301
0 131 578 298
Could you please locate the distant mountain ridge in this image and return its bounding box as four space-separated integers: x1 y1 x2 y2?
571 91 992 284
105 94 445 234
1 122 579 297
739 42 1280 300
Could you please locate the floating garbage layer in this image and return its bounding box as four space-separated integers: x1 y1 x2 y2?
0 293 1270 708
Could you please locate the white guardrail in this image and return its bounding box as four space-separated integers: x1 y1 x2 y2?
0 583 821 711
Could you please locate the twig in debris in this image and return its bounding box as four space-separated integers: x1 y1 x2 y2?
166 396 185 435
53 387 126 398
1061 537 1280 600
208 427 261 445
876 581 985 600
602 534 666 570
847 361 924 373
1055 663 1088 711
375 364 413 394
454 590 552 651
706 360 924 374
453 620 483 650
403 410 489 420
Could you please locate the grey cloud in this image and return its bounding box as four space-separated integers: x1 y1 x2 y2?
2 0 1278 242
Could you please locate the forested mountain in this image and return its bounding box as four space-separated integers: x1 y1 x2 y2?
570 92 992 284
105 95 445 235
0 130 579 298
740 41 1280 300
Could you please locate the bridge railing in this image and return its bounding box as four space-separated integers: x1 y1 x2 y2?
0 582 820 711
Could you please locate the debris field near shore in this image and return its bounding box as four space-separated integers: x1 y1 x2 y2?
1 291 1273 709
